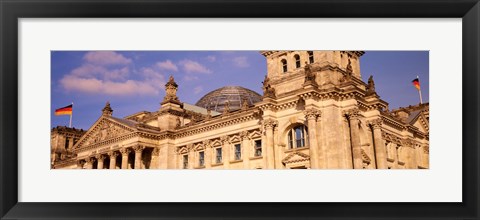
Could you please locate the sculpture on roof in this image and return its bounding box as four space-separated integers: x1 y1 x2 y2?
262 75 276 99
102 101 113 116
366 75 377 96
304 62 317 86
162 75 181 105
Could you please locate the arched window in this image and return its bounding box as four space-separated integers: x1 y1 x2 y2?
281 59 287 73
294 54 301 68
288 125 308 149
307 51 314 64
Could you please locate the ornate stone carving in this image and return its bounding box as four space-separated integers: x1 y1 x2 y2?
95 154 106 161
120 148 131 156
202 140 211 148
102 101 113 116
83 120 129 146
369 118 383 129
240 131 249 140
262 75 276 99
161 75 181 104
152 148 160 156
223 101 230 114
346 59 353 73
366 75 377 96
86 157 96 163
176 117 181 128
303 62 317 86
133 145 145 153
344 108 360 120
263 119 278 130
241 98 249 111
107 151 119 159
220 136 230 144
205 108 212 120
186 143 194 151
304 108 321 120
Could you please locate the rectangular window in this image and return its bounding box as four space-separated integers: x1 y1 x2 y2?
234 144 242 160
254 140 262 157
64 138 70 150
199 151 205 167
216 148 222 163
182 155 188 169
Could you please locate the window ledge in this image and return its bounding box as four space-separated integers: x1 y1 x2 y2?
230 159 243 164
194 165 206 169
284 146 309 153
249 156 263 160
211 162 223 167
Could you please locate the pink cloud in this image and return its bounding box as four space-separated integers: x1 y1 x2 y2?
232 56 249 68
156 60 178 72
83 51 132 66
194 86 203 94
179 60 212 74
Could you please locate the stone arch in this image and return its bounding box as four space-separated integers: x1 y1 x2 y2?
280 121 309 149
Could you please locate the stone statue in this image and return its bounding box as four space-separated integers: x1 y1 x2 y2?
366 75 376 96
303 62 317 85
261 75 276 98
346 59 353 73
162 75 180 104
241 98 249 111
223 101 230 114
176 117 181 128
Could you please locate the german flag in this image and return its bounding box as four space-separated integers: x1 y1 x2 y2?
54 104 73 116
412 78 421 91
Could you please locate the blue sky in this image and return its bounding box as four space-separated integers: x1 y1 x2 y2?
51 51 429 130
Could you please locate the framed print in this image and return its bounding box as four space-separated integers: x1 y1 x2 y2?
1 0 479 219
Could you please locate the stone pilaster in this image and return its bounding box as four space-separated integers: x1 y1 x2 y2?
133 145 145 169
203 140 212 168
304 108 322 169
120 148 131 169
263 119 278 169
108 151 119 169
369 119 387 169
240 131 250 168
96 155 106 169
345 108 363 169
151 148 160 169
220 136 230 168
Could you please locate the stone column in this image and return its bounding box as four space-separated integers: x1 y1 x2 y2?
133 145 145 169
108 151 119 169
345 108 363 169
151 148 160 169
76 160 85 169
370 119 387 169
263 119 277 169
85 157 95 169
96 155 106 169
120 148 131 169
304 108 322 169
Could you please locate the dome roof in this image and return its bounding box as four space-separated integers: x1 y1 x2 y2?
195 86 262 112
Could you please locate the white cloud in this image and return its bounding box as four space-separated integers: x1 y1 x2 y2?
183 75 199 81
59 51 166 96
156 60 178 72
83 51 132 66
206 55 216 62
194 86 203 94
232 56 249 68
179 59 212 74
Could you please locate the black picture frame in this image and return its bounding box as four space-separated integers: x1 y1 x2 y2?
1 0 479 219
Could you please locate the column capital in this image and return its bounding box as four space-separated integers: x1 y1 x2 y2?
369 118 383 129
120 148 131 156
304 108 321 120
263 118 278 130
86 157 96 163
77 160 86 166
152 148 160 156
95 154 106 161
202 140 212 148
220 136 230 144
133 145 145 153
107 151 119 158
344 108 360 120
240 131 250 140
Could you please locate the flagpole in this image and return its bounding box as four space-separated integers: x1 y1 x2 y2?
69 102 73 128
417 76 423 104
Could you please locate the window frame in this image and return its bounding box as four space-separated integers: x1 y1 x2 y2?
254 139 262 157
215 147 222 164
182 154 189 169
281 59 287 73
294 54 301 68
198 151 205 167
234 143 242 160
288 125 309 149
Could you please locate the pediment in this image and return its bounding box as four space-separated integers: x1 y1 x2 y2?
282 151 310 164
74 117 135 149
410 111 429 133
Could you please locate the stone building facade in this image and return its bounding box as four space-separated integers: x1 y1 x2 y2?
52 51 429 169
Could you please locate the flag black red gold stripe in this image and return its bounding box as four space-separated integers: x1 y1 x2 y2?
55 104 72 115
412 78 421 91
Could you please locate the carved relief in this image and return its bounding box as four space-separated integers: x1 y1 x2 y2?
240 131 249 140
369 118 383 129
83 120 130 146
133 145 145 153
304 108 321 121
152 148 160 156
344 108 360 120
263 119 278 130
120 148 131 156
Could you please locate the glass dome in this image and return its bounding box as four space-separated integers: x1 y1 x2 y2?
195 86 262 112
